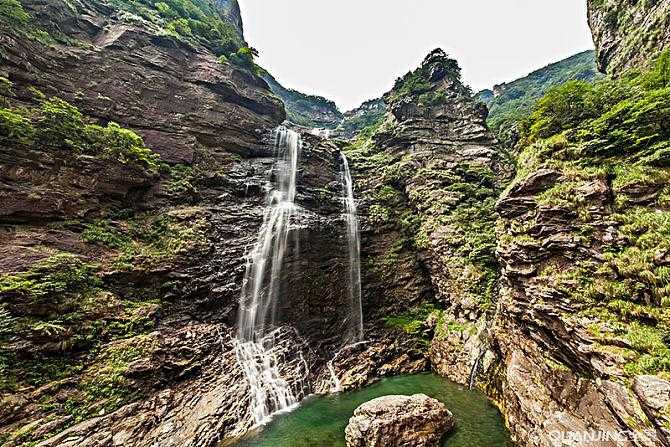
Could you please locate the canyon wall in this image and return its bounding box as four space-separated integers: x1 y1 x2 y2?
2 0 670 446
345 3 670 445
0 1 372 445
588 0 670 74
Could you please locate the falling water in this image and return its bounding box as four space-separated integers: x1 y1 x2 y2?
327 360 342 393
341 154 363 342
469 349 486 390
235 127 303 425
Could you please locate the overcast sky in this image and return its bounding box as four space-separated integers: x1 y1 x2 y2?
239 0 595 111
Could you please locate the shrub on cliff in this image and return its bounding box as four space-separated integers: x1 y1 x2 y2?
508 49 670 377
85 122 161 173
0 0 29 26
228 46 259 69
35 97 85 149
1 95 160 173
0 108 34 145
521 50 670 151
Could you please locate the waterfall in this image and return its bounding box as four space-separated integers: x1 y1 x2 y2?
469 349 486 390
327 360 342 393
341 154 363 342
235 126 303 425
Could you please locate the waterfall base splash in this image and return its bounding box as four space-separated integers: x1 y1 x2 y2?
235 326 310 426
236 127 305 425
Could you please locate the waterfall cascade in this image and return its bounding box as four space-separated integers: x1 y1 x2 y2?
235 127 303 425
235 127 365 424
341 154 364 342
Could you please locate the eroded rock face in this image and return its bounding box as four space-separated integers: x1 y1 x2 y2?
346 49 509 387
587 0 670 74
486 154 670 446
344 394 455 447
0 2 378 446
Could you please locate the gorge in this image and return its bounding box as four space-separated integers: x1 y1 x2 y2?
1 1 670 446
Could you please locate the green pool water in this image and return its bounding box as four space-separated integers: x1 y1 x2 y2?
234 373 511 447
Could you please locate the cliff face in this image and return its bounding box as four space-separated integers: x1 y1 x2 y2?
486 6 670 445
261 71 344 129
0 1 366 446
343 49 509 387
337 98 386 140
588 0 670 74
213 0 244 35
347 29 670 447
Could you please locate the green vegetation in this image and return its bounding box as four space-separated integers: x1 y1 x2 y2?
507 50 670 377
82 212 209 271
483 50 601 146
63 336 154 423
0 95 160 173
339 98 386 139
260 70 343 128
110 0 245 55
0 0 28 26
388 50 462 104
0 253 100 303
0 0 56 44
383 303 440 335
164 163 197 194
104 0 265 71
518 51 670 153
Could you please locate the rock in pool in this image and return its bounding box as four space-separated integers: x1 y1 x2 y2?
344 394 455 447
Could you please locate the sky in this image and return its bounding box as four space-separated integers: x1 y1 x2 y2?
239 0 595 111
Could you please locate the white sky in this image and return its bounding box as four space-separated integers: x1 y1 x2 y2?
239 0 595 111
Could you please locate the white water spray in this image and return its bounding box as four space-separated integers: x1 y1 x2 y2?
327 360 342 393
235 127 303 425
341 154 363 342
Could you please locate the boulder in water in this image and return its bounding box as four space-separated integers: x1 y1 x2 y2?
344 394 455 447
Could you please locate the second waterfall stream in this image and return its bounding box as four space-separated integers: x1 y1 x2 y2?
235 126 364 426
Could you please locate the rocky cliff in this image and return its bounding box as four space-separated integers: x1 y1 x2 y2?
261 71 344 129
213 0 243 36
0 1 377 446
337 98 386 140
588 0 670 74
342 49 510 387
345 20 670 447
475 3 670 443
487 45 670 444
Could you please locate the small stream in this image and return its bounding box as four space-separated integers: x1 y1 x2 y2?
234 373 512 446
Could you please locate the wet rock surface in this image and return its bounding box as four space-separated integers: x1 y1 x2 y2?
344 394 455 447
0 2 394 446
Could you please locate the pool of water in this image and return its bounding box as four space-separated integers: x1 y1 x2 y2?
234 373 511 446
